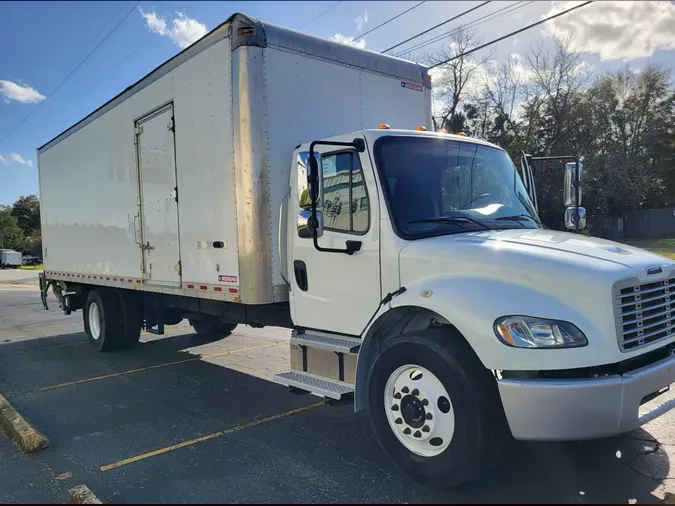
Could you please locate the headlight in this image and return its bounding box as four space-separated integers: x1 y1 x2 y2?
494 316 587 349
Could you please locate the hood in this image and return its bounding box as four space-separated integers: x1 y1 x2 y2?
398 228 675 288
475 228 672 273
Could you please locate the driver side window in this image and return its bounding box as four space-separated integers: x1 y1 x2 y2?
321 152 369 234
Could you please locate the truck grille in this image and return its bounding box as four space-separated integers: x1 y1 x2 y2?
614 276 674 351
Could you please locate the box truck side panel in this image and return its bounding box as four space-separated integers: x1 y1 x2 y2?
38 36 237 288
263 47 432 287
172 38 238 287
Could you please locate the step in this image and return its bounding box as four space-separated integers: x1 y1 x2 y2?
273 371 354 400
291 332 361 353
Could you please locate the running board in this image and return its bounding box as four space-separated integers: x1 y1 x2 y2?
273 371 354 400
291 331 361 353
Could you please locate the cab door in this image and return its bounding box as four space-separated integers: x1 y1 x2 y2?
288 136 381 336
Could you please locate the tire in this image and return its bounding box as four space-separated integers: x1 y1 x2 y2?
366 328 504 489
117 291 143 349
84 289 125 352
189 317 237 339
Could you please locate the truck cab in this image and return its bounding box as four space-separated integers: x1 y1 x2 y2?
277 126 675 487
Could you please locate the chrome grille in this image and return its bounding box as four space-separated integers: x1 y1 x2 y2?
614 275 674 351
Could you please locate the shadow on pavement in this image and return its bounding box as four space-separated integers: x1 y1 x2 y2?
0 331 669 503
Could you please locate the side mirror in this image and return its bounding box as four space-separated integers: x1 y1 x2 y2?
297 209 323 239
564 162 583 207
565 206 586 230
297 152 322 208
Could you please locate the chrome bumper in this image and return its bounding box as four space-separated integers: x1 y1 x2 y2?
498 352 675 441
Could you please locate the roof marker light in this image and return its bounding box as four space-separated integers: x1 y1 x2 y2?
378 123 391 130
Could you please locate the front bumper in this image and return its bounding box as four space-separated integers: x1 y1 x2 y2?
498 352 675 441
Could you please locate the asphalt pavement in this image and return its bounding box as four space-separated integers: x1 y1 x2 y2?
1 281 674 502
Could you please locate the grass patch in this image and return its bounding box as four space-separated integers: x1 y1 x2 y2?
620 237 675 260
19 264 43 270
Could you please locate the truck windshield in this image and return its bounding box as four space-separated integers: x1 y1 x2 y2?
373 135 542 239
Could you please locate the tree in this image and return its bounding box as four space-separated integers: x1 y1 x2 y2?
11 195 40 236
0 205 25 251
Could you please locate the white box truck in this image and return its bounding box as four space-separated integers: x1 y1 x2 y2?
38 13 675 488
0 249 22 268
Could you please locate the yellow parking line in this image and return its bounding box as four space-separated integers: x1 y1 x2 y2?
35 342 281 392
100 401 324 471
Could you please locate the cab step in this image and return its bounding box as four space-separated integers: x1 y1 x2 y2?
291 330 361 353
273 371 354 400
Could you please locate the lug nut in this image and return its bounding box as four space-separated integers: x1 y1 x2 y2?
422 399 429 406
422 425 430 432
403 427 411 435
402 386 409 394
413 431 422 438
391 405 399 411
411 388 419 396
393 392 401 400
395 418 403 424
426 413 433 420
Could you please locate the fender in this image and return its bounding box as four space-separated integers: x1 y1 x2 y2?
354 274 611 411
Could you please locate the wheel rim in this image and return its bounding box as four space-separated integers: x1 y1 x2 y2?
88 301 101 341
384 364 454 457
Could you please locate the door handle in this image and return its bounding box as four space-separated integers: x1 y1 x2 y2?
133 214 141 246
293 260 308 291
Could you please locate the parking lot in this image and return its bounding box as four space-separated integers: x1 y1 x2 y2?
1 278 675 502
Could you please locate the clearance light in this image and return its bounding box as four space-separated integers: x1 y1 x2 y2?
456 132 468 137
378 123 391 130
415 126 428 131
436 128 448 133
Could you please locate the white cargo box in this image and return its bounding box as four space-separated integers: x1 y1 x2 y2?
38 13 431 304
1 250 22 267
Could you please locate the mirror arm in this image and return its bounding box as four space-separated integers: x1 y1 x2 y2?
308 138 366 255
528 155 581 233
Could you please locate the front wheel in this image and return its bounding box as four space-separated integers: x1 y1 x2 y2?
366 328 504 488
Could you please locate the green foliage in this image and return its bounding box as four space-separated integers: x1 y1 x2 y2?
0 205 25 251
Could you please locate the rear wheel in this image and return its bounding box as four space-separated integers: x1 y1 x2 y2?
84 289 125 352
117 291 142 349
189 316 237 339
366 328 504 488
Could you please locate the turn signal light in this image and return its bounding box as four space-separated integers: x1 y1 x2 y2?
377 123 391 130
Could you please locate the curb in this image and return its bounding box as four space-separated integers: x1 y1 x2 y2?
68 485 103 504
0 392 49 452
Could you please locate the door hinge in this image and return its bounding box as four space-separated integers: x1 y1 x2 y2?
167 118 175 132
135 125 143 135
174 186 178 203
176 260 182 275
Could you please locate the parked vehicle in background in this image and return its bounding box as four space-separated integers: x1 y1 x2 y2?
0 250 22 269
22 255 41 266
37 13 675 488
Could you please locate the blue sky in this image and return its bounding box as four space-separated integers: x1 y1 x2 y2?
1 0 674 205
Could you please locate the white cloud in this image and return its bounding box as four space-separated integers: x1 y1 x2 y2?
544 1 675 60
0 154 6 165
8 153 32 167
0 80 46 104
332 33 366 49
140 9 207 49
355 10 368 32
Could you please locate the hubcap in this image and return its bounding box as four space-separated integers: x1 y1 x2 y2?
88 301 101 341
384 365 454 457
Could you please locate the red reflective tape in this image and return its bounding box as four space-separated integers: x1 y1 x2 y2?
128 279 132 283
187 284 194 289
200 285 207 291
136 280 141 284
228 288 238 294
88 275 91 279
120 278 124 282
113 278 117 281
106 277 110 281
214 287 222 292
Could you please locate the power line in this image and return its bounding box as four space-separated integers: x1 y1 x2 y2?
382 1 491 54
349 1 426 44
298 1 344 30
0 0 140 146
428 1 592 69
393 1 532 57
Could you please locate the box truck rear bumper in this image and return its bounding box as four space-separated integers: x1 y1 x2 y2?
497 352 675 441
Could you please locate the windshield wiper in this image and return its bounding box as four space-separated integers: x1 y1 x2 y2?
407 216 490 230
494 214 538 223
